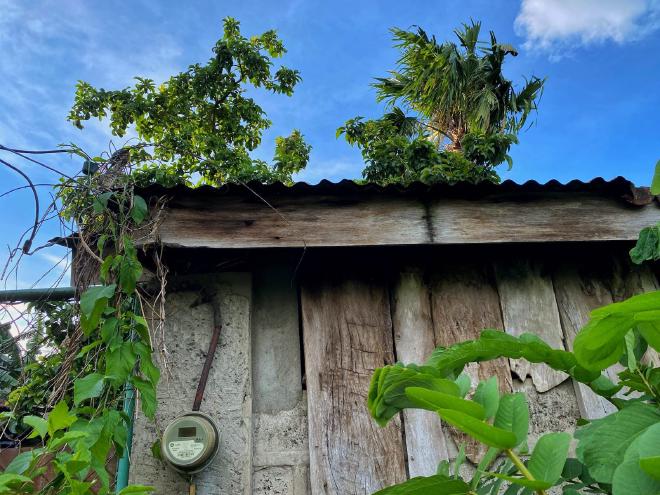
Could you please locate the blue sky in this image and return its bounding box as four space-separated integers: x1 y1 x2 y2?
1 0 660 288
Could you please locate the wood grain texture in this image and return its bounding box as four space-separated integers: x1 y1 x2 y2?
391 269 450 477
301 277 407 494
429 262 513 462
495 258 568 392
552 264 619 419
142 192 659 249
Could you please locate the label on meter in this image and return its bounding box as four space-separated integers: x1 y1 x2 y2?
168 440 204 461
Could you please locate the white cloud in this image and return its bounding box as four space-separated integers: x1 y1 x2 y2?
515 0 660 55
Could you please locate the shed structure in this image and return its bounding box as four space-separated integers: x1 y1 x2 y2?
127 177 660 494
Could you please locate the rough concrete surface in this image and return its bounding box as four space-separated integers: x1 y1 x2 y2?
130 273 253 494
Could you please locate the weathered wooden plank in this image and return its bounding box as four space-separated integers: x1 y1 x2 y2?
391 269 450 477
143 192 659 249
429 262 513 463
251 264 310 493
130 273 253 494
552 265 619 419
301 277 407 494
495 258 568 392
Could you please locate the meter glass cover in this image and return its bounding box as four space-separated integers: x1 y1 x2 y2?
178 426 197 438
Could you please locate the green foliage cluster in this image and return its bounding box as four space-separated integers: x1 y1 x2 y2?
369 291 660 494
1 180 158 494
339 21 544 185
68 17 310 187
630 160 660 264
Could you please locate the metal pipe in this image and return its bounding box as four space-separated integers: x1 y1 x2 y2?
0 286 77 303
115 382 135 490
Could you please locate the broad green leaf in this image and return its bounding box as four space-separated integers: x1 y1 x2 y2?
573 314 633 371
132 376 157 419
49 430 88 449
369 330 617 427
638 321 660 352
651 159 660 195
105 342 137 385
575 403 660 484
368 363 460 426
486 472 550 490
0 473 32 492
493 393 528 447
640 456 660 480
630 225 660 265
473 377 499 419
76 339 102 358
438 409 517 449
23 415 48 439
527 432 571 485
129 195 148 224
47 401 77 437
79 284 116 334
135 342 160 387
74 373 106 405
92 191 113 213
612 460 660 495
119 237 142 294
405 387 485 419
372 475 470 494
3 450 37 474
454 373 471 398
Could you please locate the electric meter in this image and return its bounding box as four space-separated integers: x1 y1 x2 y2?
161 412 219 474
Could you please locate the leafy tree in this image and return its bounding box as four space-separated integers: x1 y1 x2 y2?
68 17 311 186
339 21 544 185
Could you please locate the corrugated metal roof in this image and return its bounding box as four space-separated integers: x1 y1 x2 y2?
136 176 654 205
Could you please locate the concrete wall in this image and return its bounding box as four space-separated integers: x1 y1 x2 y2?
130 270 310 494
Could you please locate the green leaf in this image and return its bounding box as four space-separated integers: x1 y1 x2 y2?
119 237 142 294
92 192 113 213
630 225 660 264
106 342 137 385
0 473 32 492
372 475 470 494
80 284 116 335
454 373 471 398
132 376 157 419
575 403 660 484
3 450 38 474
74 373 106 405
640 456 660 480
49 430 88 449
611 426 660 495
651 159 660 195
405 387 485 419
47 401 77 437
438 409 517 449
638 321 660 352
473 377 499 419
130 195 148 224
368 363 460 426
135 342 160 387
573 290 660 371
23 415 48 439
527 432 571 485
493 393 528 447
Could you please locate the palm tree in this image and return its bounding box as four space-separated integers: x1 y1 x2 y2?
374 21 545 151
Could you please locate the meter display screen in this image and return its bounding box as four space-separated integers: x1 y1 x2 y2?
178 427 197 438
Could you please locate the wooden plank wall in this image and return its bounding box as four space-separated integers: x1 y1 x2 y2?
296 251 659 494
